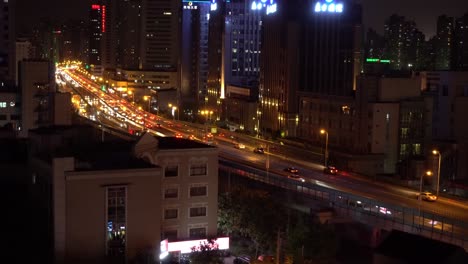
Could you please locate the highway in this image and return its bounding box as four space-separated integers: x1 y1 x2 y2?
56 63 468 224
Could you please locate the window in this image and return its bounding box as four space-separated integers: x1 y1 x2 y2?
190 164 207 176
190 206 207 217
106 186 126 259
164 187 178 199
0 115 6 120
0 102 6 108
164 165 178 177
164 209 178 219
190 185 207 197
189 227 206 239
163 230 178 241
10 114 20 120
442 85 448 96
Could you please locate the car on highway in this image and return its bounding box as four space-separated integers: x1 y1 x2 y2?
323 166 338 175
288 174 305 182
175 133 183 138
417 192 437 202
253 147 265 154
234 143 246 149
284 167 299 174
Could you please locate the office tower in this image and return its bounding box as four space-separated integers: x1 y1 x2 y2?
260 0 362 135
119 0 143 70
384 14 422 70
0 0 15 82
454 13 468 70
435 15 454 70
89 4 103 75
181 1 211 115
141 0 180 71
15 39 34 86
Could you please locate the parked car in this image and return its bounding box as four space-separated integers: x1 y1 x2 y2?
284 167 299 174
417 192 437 202
323 166 338 175
253 147 265 154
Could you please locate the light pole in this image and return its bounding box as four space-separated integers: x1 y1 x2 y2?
418 170 433 224
432 150 441 197
143 95 151 112
168 104 177 121
320 129 329 167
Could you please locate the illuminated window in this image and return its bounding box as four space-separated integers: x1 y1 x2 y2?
413 144 421 155
106 186 126 258
0 102 6 108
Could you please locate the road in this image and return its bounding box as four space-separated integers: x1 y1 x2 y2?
56 64 468 224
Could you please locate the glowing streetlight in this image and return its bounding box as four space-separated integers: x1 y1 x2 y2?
432 150 441 197
320 129 329 167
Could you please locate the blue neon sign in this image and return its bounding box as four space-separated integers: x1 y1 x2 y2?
210 0 217 11
250 0 277 15
314 0 343 13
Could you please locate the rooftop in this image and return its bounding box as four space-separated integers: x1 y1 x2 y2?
155 136 216 150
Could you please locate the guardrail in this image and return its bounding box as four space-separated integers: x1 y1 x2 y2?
219 158 468 250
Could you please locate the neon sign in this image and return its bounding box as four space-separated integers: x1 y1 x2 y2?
102 5 106 33
183 1 198 10
314 0 343 13
91 4 100 10
210 0 217 11
251 0 277 15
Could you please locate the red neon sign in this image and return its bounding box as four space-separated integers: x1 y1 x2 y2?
91 4 100 10
102 5 106 33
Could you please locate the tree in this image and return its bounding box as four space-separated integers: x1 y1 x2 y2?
189 238 224 264
285 212 337 264
218 187 286 254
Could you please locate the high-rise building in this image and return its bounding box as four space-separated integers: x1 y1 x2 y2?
89 4 103 75
365 28 385 60
141 0 180 71
454 13 468 70
260 0 362 136
15 39 34 86
383 14 423 70
181 1 211 116
0 0 15 82
118 0 143 70
435 15 454 70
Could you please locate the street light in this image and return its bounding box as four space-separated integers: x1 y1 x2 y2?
143 95 151 112
320 129 329 167
168 104 177 120
432 150 441 197
418 170 433 224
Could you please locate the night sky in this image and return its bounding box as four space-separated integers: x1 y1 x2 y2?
16 0 468 38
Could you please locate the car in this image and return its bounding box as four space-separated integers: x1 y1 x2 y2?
323 166 338 175
253 147 265 154
175 133 183 138
187 134 196 140
417 192 437 202
288 174 305 182
234 143 246 149
284 167 299 174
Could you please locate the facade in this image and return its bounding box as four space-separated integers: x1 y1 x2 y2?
19 60 71 137
422 71 468 182
260 0 362 136
383 15 424 70
181 2 211 114
89 4 103 75
30 127 219 263
224 84 258 133
134 134 219 244
454 13 468 70
15 39 34 85
435 15 454 70
0 0 15 82
0 86 21 129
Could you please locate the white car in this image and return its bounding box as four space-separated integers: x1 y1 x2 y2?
417 192 437 202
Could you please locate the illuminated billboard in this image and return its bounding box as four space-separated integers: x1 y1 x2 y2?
314 0 343 13
250 0 277 15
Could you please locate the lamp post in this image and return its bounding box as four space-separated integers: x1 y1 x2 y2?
143 95 151 112
168 104 177 121
320 129 329 167
418 170 433 223
432 150 441 197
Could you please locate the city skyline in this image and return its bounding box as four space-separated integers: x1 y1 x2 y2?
15 0 468 38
